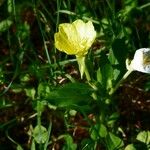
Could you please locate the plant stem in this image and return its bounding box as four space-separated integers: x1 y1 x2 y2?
84 63 98 100
37 100 42 149
140 2 150 9
109 69 133 95
84 64 91 82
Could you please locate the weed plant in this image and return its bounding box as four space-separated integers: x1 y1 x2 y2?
0 0 150 149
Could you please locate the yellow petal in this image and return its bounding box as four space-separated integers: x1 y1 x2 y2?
73 19 86 41
55 25 77 55
54 19 96 57
85 21 96 49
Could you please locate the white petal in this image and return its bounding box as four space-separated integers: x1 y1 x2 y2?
131 48 150 73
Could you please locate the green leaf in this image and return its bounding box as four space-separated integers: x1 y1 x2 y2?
125 144 136 150
33 125 48 144
107 112 120 127
106 132 124 150
96 67 102 83
90 125 99 140
0 67 5 84
16 22 30 41
31 140 36 150
20 74 30 82
109 38 128 83
97 52 114 90
62 134 77 150
98 64 113 90
80 139 95 150
46 82 93 108
99 124 107 138
136 131 150 145
0 19 13 32
118 0 138 22
25 88 36 100
17 145 23 150
7 0 13 13
90 124 107 140
38 83 51 98
111 38 128 67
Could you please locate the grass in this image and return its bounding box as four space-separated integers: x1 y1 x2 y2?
0 0 150 149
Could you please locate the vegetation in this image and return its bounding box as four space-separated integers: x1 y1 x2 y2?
0 0 150 149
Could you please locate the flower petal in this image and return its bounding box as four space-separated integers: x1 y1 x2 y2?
55 24 77 55
131 48 150 73
54 19 96 57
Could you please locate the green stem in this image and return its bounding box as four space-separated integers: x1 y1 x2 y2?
84 64 91 81
84 62 98 100
76 56 97 99
140 2 150 9
109 69 133 95
37 100 42 149
37 101 41 126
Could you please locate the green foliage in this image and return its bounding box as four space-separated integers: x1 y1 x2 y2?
62 134 77 150
107 112 120 127
80 139 95 150
33 125 48 144
97 52 114 90
16 22 30 41
46 82 94 108
125 131 150 150
37 82 51 98
125 144 136 150
136 131 150 146
106 132 124 150
17 145 24 150
7 0 13 14
0 0 150 149
0 68 5 84
0 19 13 32
90 123 107 140
25 88 36 100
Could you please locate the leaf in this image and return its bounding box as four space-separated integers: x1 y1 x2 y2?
96 67 102 83
109 38 128 83
97 51 114 90
125 144 136 150
107 112 120 127
136 131 150 145
106 132 124 150
16 22 30 41
90 124 107 140
0 19 13 32
25 88 36 100
90 124 99 140
99 124 107 138
80 138 95 150
33 125 48 144
31 140 36 150
17 145 23 150
46 82 93 108
98 64 113 90
38 83 51 98
62 134 77 150
7 0 13 13
111 38 128 67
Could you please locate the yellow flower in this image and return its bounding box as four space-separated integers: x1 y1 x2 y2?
54 19 96 57
130 48 150 73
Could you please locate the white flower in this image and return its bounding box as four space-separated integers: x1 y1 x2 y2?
130 48 150 73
